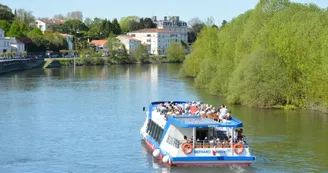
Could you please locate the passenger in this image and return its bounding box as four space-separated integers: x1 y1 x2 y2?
189 136 194 143
237 128 244 141
181 135 188 145
219 105 227 119
225 111 232 120
234 129 239 142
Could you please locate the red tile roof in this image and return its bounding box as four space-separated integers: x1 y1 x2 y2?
89 40 108 46
130 28 181 33
118 35 141 42
38 19 66 24
142 43 150 46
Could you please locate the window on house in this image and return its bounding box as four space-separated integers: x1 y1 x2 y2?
130 34 136 37
0 34 2 38
147 39 151 42
147 34 151 37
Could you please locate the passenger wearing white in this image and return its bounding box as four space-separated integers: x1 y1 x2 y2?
219 105 228 119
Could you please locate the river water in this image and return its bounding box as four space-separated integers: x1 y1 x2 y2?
0 64 327 173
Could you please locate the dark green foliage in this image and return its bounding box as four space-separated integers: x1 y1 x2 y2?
182 0 328 109
0 4 14 22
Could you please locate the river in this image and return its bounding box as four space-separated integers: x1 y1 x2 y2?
0 64 327 173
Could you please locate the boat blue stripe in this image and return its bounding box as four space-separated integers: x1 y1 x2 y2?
171 156 256 161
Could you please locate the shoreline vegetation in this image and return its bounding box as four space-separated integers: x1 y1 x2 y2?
43 56 181 68
181 0 328 112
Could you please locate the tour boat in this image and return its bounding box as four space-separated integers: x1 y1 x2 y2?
140 101 256 166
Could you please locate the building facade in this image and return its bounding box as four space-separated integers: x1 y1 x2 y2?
127 28 183 55
0 28 11 53
9 38 25 53
35 19 66 32
117 35 141 54
152 16 188 43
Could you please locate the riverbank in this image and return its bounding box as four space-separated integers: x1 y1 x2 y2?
0 58 45 74
43 56 180 68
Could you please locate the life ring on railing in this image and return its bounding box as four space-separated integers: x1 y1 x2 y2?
182 143 193 155
233 143 244 155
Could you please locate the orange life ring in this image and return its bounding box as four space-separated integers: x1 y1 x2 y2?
233 143 244 155
182 143 193 154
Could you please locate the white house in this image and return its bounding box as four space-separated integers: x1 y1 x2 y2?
0 28 11 53
127 28 183 55
35 19 66 32
89 40 108 52
117 35 141 54
152 16 188 43
60 34 73 51
9 38 25 53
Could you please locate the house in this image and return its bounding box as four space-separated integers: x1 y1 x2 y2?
127 28 183 55
60 34 73 51
9 38 25 53
152 16 188 43
117 35 142 54
0 28 11 53
35 19 66 32
89 40 108 51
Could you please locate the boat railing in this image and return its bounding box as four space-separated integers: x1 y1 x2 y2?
186 140 248 149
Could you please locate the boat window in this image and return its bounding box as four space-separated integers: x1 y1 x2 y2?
146 119 164 144
166 135 180 148
196 128 208 141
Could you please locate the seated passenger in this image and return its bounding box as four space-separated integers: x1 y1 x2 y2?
225 111 232 120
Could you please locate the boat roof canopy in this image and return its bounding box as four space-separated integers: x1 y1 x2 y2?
168 116 243 128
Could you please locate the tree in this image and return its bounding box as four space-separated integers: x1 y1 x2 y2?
0 4 14 22
0 20 10 33
87 18 103 39
111 18 121 35
167 41 185 62
15 9 35 26
27 27 43 46
188 18 205 43
84 17 93 26
131 44 148 62
106 33 127 59
64 19 87 36
7 20 23 38
43 31 68 51
138 17 157 29
67 11 83 21
221 20 227 28
119 16 139 33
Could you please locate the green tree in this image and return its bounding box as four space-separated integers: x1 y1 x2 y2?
119 16 139 33
0 4 14 22
131 44 148 62
64 19 87 36
27 27 43 46
167 41 185 62
43 31 68 51
0 20 10 33
7 20 23 38
111 18 121 35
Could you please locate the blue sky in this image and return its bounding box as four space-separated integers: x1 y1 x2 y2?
2 0 328 24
